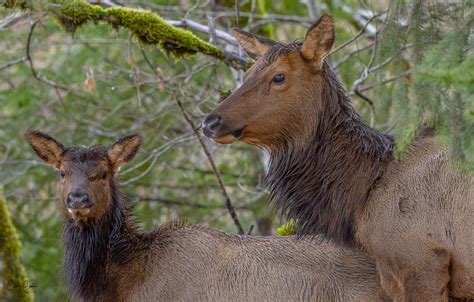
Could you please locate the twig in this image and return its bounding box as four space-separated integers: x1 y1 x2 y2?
206 12 217 45
141 49 245 234
332 42 374 69
26 19 68 91
0 57 27 72
235 0 241 28
247 224 254 235
354 88 376 127
128 33 142 107
331 11 386 55
0 12 31 29
303 0 320 20
174 96 245 234
132 196 250 210
89 0 119 7
358 70 412 93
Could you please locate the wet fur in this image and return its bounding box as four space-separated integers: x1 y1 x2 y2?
61 178 388 302
27 135 389 302
267 62 393 244
205 20 474 300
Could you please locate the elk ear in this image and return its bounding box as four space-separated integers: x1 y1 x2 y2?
26 131 65 169
301 14 335 67
108 134 141 168
232 28 275 60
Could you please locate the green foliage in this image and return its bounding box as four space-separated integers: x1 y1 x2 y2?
372 0 473 169
0 188 34 302
276 220 296 236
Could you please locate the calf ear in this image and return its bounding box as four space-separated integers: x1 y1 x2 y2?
108 134 141 169
232 28 275 60
26 131 65 169
301 14 335 68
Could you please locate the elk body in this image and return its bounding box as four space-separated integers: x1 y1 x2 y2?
203 15 474 302
26 131 388 302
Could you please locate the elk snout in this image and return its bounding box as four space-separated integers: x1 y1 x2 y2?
66 190 92 209
202 114 222 138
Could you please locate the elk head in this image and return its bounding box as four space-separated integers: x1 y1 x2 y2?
202 14 336 148
26 131 141 224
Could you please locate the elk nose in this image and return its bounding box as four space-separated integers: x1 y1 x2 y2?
66 190 92 209
202 114 222 137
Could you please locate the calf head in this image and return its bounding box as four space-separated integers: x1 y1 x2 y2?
26 131 141 224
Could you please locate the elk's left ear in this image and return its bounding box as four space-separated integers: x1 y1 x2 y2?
108 134 141 168
301 14 335 68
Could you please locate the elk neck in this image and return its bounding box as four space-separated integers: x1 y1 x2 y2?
266 62 394 245
62 181 150 301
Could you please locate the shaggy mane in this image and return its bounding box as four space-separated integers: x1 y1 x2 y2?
62 181 151 300
266 61 394 245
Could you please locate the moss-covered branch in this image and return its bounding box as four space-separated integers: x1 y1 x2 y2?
2 0 249 70
0 188 33 302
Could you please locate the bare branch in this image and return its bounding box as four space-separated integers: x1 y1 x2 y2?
358 70 412 93
0 12 31 29
167 19 238 46
235 0 241 28
330 11 386 55
303 0 321 20
0 57 27 72
26 19 69 91
173 96 245 235
141 49 245 234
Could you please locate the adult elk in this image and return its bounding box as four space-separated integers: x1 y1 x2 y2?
202 15 474 302
26 131 388 302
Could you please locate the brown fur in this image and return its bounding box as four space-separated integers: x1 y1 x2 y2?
203 15 474 302
26 131 389 302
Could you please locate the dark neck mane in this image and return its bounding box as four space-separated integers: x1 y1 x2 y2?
266 62 393 245
62 182 147 301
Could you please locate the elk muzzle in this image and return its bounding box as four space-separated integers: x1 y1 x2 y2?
66 190 93 218
202 113 245 144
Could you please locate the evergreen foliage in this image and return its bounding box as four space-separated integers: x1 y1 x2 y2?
375 0 473 167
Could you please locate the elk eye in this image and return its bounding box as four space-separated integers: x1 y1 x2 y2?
101 172 108 180
59 171 66 179
273 74 285 84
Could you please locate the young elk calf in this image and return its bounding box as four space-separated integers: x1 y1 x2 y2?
202 15 474 302
26 131 387 302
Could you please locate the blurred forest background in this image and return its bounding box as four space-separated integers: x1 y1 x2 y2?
0 0 472 300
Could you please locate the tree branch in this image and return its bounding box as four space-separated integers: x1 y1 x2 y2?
3 0 249 70
140 49 245 234
0 56 27 72
173 96 245 234
26 19 69 91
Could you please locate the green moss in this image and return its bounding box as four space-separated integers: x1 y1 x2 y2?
52 0 103 33
105 7 224 58
0 188 33 302
3 0 29 9
276 220 296 236
3 0 225 60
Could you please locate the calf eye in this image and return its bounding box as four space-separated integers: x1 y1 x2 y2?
101 172 108 180
59 171 66 179
273 74 285 84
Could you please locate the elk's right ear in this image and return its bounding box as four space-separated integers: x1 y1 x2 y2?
108 134 141 169
301 14 335 68
232 28 275 60
26 131 65 169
